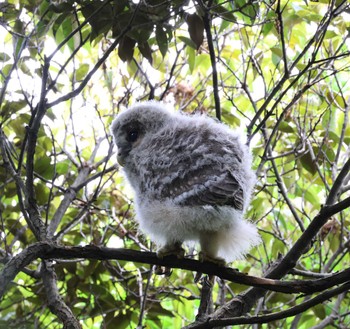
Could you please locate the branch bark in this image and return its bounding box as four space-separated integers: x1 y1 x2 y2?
184 282 350 328
1 243 350 300
198 0 221 120
41 260 82 329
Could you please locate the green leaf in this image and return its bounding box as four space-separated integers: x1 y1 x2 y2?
81 2 114 40
35 155 53 180
75 63 90 81
234 0 259 24
222 111 241 126
52 13 68 37
106 311 133 329
262 22 275 36
156 25 168 57
0 52 10 62
56 161 70 176
49 2 73 13
299 152 317 175
211 4 237 22
112 0 129 15
304 187 321 207
138 42 153 64
313 304 326 320
1 100 27 118
186 46 196 73
34 182 49 205
14 35 25 58
178 36 197 49
278 121 294 133
118 35 136 62
1 64 12 78
271 46 282 67
186 13 204 50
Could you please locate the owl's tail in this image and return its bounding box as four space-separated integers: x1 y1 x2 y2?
217 219 261 262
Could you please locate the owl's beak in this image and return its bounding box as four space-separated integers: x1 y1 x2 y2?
117 153 125 167
117 144 131 167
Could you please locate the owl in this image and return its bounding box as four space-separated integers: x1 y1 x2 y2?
110 101 260 264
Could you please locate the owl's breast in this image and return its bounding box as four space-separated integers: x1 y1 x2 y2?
135 199 238 244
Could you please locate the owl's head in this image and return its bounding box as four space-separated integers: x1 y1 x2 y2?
110 101 172 166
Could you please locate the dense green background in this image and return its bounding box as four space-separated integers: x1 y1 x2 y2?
0 0 350 328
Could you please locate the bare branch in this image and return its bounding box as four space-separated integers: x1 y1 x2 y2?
185 282 350 328
326 157 350 206
1 244 350 299
41 261 81 329
201 194 350 320
198 0 221 120
196 277 214 321
276 0 288 77
268 146 305 231
0 242 53 298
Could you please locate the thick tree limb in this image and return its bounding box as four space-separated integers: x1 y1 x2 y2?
184 282 350 328
0 242 54 298
41 260 82 329
1 243 350 300
196 277 214 321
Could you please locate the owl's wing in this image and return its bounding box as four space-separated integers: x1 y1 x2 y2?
153 163 245 211
175 170 245 211
140 124 246 210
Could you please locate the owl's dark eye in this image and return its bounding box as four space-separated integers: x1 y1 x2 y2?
127 129 139 143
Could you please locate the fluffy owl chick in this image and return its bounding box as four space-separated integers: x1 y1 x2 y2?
110 101 260 264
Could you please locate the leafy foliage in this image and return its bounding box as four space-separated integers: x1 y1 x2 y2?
1 0 350 328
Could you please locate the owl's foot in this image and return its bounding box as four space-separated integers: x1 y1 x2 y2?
195 252 225 283
194 251 226 287
154 243 184 277
157 243 185 259
199 251 226 267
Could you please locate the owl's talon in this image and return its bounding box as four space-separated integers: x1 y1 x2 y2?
199 251 226 266
194 271 203 283
157 244 185 259
154 265 172 276
205 274 216 286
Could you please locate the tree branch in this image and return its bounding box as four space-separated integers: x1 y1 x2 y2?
24 56 51 241
326 157 350 206
1 243 350 300
184 282 350 328
198 0 221 120
41 260 81 329
276 0 288 77
0 242 53 298
199 195 350 320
